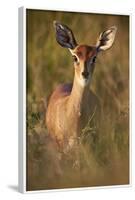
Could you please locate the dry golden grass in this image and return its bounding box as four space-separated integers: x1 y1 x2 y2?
26 9 129 191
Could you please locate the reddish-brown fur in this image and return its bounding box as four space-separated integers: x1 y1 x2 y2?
46 46 100 152
46 24 117 152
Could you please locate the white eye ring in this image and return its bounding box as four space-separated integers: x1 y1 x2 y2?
72 55 78 62
72 55 79 64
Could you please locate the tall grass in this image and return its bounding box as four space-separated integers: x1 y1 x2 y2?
26 9 129 191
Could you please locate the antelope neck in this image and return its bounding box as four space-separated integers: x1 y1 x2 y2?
68 74 89 114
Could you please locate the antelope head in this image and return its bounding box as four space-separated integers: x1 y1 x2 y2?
54 21 117 87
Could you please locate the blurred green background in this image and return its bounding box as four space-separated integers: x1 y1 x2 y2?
26 9 129 191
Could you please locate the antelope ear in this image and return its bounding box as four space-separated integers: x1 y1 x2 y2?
53 21 77 49
96 26 117 51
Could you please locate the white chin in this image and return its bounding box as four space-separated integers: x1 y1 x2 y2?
78 77 90 87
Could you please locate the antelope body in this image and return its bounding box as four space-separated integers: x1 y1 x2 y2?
46 21 117 152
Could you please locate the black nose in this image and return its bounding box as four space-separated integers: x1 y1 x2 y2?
82 71 89 78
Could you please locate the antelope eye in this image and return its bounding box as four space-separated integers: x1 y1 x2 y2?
92 56 96 63
72 55 78 63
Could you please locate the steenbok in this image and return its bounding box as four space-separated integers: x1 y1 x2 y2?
46 21 117 153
